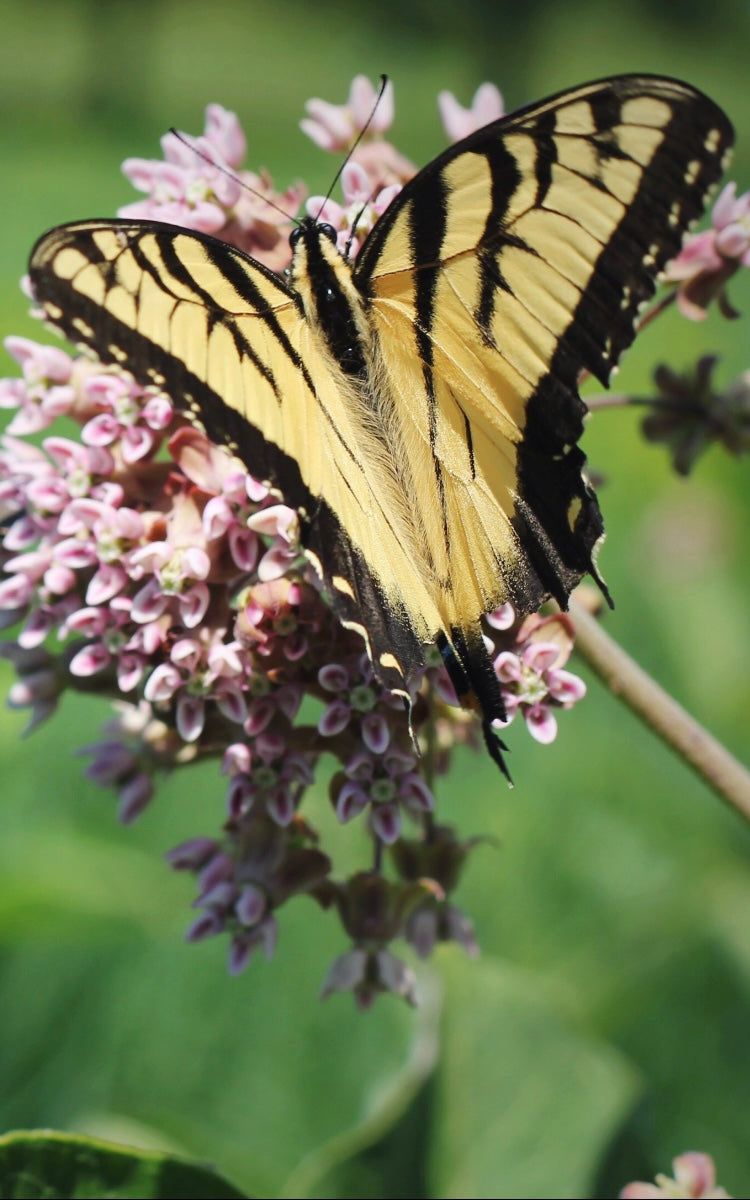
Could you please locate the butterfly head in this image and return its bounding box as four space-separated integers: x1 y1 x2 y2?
290 218 339 253
288 216 370 376
288 216 348 288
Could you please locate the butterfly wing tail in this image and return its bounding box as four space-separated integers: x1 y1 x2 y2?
437 628 512 783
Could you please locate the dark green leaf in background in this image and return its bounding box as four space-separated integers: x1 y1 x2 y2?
0 1130 247 1200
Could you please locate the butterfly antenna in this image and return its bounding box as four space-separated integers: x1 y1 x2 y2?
343 196 375 260
313 74 390 224
168 128 302 227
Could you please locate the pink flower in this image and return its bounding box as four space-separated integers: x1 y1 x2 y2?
485 602 516 632
300 76 415 193
621 1152 731 1199
119 106 243 232
223 171 304 271
301 75 395 152
307 161 401 257
492 615 586 744
330 738 434 844
81 371 168 463
317 653 382 738
1 337 76 434
118 105 302 271
665 181 750 320
438 82 504 141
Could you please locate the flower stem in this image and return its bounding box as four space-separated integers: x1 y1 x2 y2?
585 394 711 415
568 597 750 823
584 392 637 411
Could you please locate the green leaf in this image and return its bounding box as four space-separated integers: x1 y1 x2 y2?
0 1130 247 1199
428 957 641 1200
0 931 435 1198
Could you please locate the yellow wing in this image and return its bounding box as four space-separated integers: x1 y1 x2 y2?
28 221 444 705
354 75 732 707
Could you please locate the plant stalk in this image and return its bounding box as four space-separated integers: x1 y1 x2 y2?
568 597 750 823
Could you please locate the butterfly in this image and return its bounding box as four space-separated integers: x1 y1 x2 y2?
28 75 733 772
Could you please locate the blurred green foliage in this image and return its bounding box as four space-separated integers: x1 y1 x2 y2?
1 1 749 1196
0 1129 248 1199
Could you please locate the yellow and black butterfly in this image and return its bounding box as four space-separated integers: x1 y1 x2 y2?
28 75 732 770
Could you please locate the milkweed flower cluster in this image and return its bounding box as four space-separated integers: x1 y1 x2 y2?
3 74 733 1006
118 102 305 271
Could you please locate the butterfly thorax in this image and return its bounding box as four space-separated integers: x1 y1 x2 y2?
289 219 371 378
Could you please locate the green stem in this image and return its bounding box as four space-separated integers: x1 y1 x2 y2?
584 392 639 411
373 837 383 872
585 394 710 414
569 597 750 823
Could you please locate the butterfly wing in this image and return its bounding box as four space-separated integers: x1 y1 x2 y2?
355 75 733 704
28 220 441 703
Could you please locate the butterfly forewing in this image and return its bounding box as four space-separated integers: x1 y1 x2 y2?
29 220 443 701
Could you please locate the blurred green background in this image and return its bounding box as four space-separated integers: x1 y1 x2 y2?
1 1 749 1197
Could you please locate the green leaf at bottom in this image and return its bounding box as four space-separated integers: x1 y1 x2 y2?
0 1130 248 1200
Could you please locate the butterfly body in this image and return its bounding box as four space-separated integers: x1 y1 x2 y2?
28 76 734 759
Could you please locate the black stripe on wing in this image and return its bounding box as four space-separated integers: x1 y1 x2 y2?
548 86 733 388
405 172 452 555
29 221 307 401
512 87 733 608
474 141 523 343
30 229 304 499
135 234 302 401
